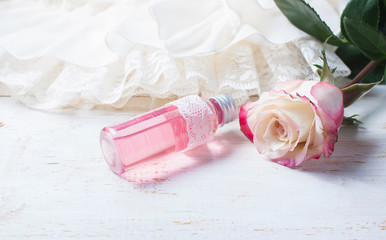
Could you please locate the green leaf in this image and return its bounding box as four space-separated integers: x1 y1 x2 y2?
342 114 363 125
380 0 386 35
273 0 345 46
336 45 386 84
336 44 374 79
363 62 386 84
340 0 379 42
341 79 383 107
343 17 386 61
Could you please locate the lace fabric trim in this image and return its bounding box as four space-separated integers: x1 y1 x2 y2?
170 95 217 150
0 0 351 109
0 38 350 110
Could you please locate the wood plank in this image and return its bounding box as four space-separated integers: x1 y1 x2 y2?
0 86 385 239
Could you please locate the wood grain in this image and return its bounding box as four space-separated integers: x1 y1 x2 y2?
0 86 385 239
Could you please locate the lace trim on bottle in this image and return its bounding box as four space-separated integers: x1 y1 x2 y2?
170 95 217 150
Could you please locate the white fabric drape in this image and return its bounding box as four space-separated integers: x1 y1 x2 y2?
0 0 350 109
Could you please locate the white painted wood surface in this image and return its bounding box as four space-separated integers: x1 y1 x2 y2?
1 86 385 239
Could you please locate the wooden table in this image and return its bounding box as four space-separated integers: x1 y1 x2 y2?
1 86 385 239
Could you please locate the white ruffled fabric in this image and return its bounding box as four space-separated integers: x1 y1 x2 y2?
0 0 350 109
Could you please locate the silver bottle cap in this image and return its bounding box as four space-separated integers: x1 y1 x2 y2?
209 94 238 127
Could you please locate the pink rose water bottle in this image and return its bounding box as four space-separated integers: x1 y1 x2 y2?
100 94 237 177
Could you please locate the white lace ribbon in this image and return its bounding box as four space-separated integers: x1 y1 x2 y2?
170 95 217 150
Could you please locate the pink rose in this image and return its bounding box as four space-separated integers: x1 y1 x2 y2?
239 80 344 167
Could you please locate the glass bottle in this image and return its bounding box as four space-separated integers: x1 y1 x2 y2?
100 94 237 177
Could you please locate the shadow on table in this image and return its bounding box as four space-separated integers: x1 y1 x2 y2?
297 125 382 179
120 130 244 186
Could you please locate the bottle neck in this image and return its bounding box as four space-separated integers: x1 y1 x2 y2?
209 94 238 127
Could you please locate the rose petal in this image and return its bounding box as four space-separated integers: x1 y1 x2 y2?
263 118 287 151
310 82 344 157
270 101 320 167
239 101 254 142
239 81 343 167
311 82 344 126
253 110 293 159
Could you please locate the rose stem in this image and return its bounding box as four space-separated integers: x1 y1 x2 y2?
343 60 379 88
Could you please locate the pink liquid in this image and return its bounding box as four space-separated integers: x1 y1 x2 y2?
100 105 200 175
99 93 241 179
